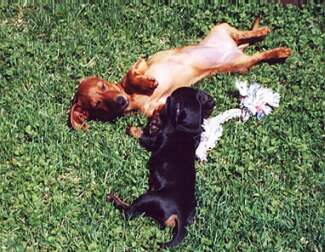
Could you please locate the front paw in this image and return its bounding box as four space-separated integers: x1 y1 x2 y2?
126 126 143 139
148 111 162 135
144 76 158 90
133 58 147 74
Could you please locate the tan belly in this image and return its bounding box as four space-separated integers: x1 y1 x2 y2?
139 41 242 116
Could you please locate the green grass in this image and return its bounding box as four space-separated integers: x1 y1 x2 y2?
0 3 324 251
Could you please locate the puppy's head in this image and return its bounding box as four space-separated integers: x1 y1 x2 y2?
165 87 215 134
69 76 129 129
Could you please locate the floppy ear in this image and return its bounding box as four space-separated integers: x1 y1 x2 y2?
196 90 215 118
166 96 180 126
175 109 202 134
166 96 201 134
68 77 96 130
69 98 89 129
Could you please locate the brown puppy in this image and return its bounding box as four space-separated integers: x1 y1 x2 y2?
69 18 291 129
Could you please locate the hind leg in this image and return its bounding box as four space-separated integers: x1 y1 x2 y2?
231 26 270 45
124 193 159 220
235 47 292 73
108 192 167 223
107 193 130 210
107 192 151 219
109 192 187 248
204 47 291 75
201 18 270 47
229 18 271 45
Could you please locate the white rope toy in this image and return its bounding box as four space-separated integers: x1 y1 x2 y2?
196 80 280 161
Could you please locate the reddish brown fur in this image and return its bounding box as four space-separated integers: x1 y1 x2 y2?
164 214 178 228
69 19 291 129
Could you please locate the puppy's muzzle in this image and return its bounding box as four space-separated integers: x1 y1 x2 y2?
116 96 128 109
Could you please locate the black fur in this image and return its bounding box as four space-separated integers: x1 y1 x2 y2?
108 87 215 248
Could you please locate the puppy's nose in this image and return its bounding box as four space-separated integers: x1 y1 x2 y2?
116 96 128 108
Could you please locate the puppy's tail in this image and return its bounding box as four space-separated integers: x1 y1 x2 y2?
161 215 186 248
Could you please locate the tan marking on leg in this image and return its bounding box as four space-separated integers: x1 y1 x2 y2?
106 193 130 209
126 126 143 139
164 214 178 228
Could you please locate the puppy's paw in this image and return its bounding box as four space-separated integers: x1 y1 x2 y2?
277 47 292 58
106 193 116 203
148 111 162 135
270 47 292 59
126 126 143 139
133 58 147 75
107 193 130 210
144 76 158 90
258 26 271 36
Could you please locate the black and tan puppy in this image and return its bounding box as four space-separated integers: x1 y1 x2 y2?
107 87 215 248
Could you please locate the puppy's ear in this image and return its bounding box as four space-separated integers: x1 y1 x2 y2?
68 77 96 130
167 96 201 134
166 96 181 126
165 96 174 120
196 90 215 118
69 97 89 130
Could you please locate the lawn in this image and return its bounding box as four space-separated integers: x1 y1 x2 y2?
0 3 324 251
